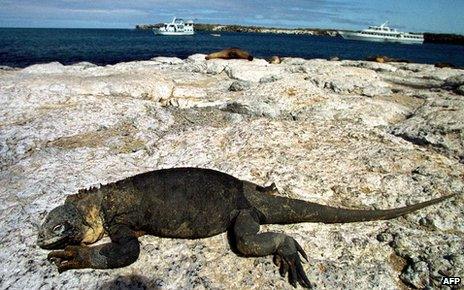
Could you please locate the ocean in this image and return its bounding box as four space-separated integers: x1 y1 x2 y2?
0 28 463 68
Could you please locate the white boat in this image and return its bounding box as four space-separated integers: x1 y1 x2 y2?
338 22 424 44
153 18 194 36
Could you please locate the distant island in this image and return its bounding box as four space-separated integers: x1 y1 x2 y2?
136 23 464 45
136 23 340 36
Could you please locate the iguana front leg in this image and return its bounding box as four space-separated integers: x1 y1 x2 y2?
47 224 140 272
233 210 312 288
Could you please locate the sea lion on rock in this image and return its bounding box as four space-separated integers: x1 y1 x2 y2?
205 48 253 61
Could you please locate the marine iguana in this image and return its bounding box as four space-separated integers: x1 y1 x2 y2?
37 167 454 288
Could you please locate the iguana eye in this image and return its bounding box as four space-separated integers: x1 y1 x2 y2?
52 224 65 234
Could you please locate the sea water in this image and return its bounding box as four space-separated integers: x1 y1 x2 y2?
0 28 463 67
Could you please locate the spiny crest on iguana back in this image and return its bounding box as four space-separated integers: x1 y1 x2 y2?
65 185 101 203
67 180 126 203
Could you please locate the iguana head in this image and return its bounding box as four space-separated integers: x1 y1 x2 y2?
37 204 87 249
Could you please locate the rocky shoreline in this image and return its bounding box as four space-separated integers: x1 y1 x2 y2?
1 55 463 289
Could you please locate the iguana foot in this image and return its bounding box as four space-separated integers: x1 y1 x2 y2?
48 245 91 273
233 209 313 288
273 237 312 288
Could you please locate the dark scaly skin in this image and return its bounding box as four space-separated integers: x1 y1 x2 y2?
37 167 454 288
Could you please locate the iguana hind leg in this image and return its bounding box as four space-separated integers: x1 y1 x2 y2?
233 210 312 288
48 224 140 272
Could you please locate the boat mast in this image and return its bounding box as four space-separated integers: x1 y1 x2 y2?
380 21 389 28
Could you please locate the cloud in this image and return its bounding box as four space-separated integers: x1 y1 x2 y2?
0 0 462 33
66 8 149 16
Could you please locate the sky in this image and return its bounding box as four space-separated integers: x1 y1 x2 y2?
0 0 463 34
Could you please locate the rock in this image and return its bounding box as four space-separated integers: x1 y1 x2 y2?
1 56 463 290
391 226 464 289
91 78 174 100
345 61 397 73
163 86 209 109
220 102 253 115
250 59 269 66
434 62 456 69
307 64 389 95
0 65 17 71
186 54 207 63
225 61 284 82
366 55 409 63
396 63 429 73
259 74 282 83
149 81 174 101
21 62 66 74
181 55 209 73
457 85 464 95
108 61 162 72
376 232 393 243
268 56 281 64
362 85 392 97
281 57 307 65
400 261 430 288
390 95 464 161
72 61 97 69
182 62 207 74
381 74 444 89
151 57 184 65
285 65 306 73
229 80 251 91
206 60 227 74
443 74 464 89
172 86 207 99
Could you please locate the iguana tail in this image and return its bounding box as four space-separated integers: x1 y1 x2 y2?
252 193 454 224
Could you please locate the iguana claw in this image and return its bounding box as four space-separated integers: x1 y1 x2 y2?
274 238 312 288
47 245 89 273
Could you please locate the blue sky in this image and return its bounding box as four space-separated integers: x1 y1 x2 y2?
0 0 463 34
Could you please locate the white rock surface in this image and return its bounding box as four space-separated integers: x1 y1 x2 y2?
1 56 463 290
151 56 184 65
225 60 285 82
186 54 208 63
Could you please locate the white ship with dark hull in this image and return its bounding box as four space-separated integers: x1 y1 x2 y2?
153 18 194 36
339 22 424 44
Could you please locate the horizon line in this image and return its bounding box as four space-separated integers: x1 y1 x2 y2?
0 24 462 36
